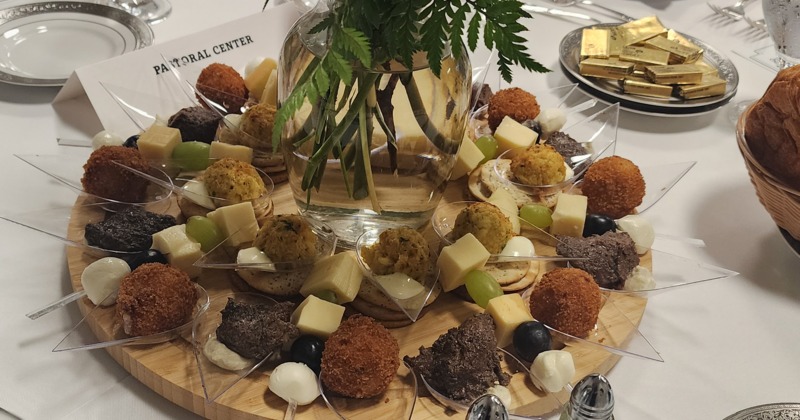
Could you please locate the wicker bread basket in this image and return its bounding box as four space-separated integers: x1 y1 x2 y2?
737 107 800 241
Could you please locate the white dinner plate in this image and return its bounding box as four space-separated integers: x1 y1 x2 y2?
559 24 739 117
0 1 153 86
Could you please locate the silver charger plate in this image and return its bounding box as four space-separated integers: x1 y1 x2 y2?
0 1 154 87
724 403 800 420
559 24 739 117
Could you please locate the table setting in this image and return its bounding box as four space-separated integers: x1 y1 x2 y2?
1 0 800 419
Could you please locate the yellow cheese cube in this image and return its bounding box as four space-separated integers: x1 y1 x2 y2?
550 194 588 237
451 135 485 180
206 201 258 247
493 116 538 155
487 189 520 234
260 69 278 106
300 251 363 304
209 141 253 163
437 233 491 292
167 241 203 278
485 293 534 348
152 224 193 255
244 58 277 101
291 295 346 338
136 125 182 161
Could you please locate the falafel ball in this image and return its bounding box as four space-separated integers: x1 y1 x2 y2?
252 214 317 262
581 156 645 219
239 103 277 150
116 263 198 336
201 158 267 204
453 202 514 254
196 63 248 114
360 227 430 280
321 315 400 398
81 145 151 203
510 144 566 185
529 267 601 338
487 87 541 132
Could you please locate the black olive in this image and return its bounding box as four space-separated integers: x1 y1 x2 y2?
123 249 168 270
289 335 325 374
123 134 140 149
513 321 552 363
583 213 617 237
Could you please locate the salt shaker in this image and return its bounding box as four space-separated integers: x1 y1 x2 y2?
560 374 615 420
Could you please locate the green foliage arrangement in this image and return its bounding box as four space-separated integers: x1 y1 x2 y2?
265 0 548 209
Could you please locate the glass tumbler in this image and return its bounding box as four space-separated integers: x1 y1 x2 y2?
763 0 800 68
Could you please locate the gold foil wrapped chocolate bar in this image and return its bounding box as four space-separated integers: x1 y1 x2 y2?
619 45 670 68
581 28 610 58
579 58 635 80
619 16 667 45
644 64 704 85
644 36 703 64
677 75 727 99
621 78 674 98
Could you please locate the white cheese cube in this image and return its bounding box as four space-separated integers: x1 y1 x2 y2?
487 189 521 234
437 233 491 292
206 201 259 247
209 141 254 164
451 135 485 180
550 194 588 237
485 293 534 348
167 241 203 278
291 295 346 338
300 251 363 304
494 116 538 155
260 69 278 106
152 224 193 255
136 125 181 161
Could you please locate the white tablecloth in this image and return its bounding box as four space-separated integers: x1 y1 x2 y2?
1 0 797 419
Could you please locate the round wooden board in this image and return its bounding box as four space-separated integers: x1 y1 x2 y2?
67 181 648 420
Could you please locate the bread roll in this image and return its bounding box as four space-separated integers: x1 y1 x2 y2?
745 66 800 190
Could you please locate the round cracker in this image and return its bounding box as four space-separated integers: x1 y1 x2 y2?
236 268 307 296
348 297 409 321
500 260 541 292
467 166 492 202
483 260 531 286
177 195 211 220
357 279 441 309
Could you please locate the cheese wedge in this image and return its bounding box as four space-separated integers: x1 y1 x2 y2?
137 125 182 161
244 57 277 101
485 293 534 348
437 233 491 292
291 295 346 338
209 141 254 163
206 201 258 247
151 224 193 255
451 136 485 180
167 241 203 278
487 189 521 234
300 251 363 304
550 194 588 237
494 116 538 155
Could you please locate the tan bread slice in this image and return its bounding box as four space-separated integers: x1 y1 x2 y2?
236 267 308 296
483 260 531 286
500 260 541 292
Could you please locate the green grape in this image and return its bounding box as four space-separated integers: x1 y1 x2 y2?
464 270 503 308
474 135 498 163
313 289 338 304
172 141 211 171
519 204 553 229
185 216 224 252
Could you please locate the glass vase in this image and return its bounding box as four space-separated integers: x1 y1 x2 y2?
278 1 472 246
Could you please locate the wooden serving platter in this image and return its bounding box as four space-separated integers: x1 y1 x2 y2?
67 181 647 420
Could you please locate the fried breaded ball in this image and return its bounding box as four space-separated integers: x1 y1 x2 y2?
253 214 317 262
510 144 566 185
239 103 276 150
360 227 430 280
321 315 400 398
201 158 267 204
487 87 541 132
81 145 150 203
116 263 198 336
196 63 248 114
581 156 645 219
453 202 514 254
529 267 601 338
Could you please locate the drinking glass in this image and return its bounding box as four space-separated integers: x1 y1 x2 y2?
763 0 800 68
110 0 172 25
